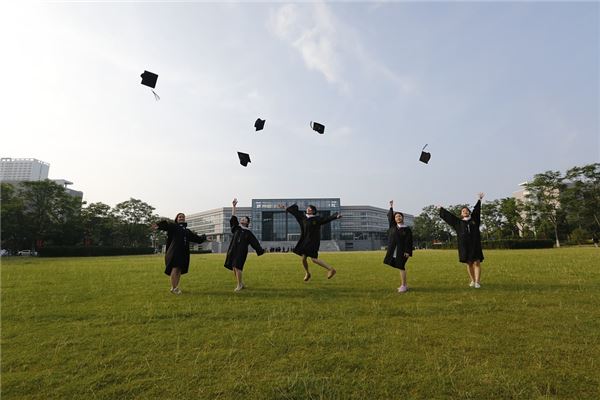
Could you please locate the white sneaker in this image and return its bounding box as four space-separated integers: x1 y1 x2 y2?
473 282 481 289
170 287 182 295
469 281 475 287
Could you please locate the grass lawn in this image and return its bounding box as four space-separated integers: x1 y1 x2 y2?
2 248 600 399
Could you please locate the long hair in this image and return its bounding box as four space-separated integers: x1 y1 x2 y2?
174 212 185 222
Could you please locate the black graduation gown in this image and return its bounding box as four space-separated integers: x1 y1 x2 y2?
286 204 339 258
224 215 265 271
157 221 207 275
439 200 484 263
383 207 413 270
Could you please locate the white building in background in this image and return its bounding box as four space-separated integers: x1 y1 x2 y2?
0 157 83 199
0 158 49 181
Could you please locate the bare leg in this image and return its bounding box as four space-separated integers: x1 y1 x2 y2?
170 267 181 289
400 269 407 287
302 255 311 281
466 263 475 284
233 267 244 290
310 258 336 279
473 260 481 284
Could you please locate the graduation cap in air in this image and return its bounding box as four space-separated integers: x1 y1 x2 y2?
237 152 251 167
254 118 266 131
140 70 160 101
419 144 431 164
310 121 325 134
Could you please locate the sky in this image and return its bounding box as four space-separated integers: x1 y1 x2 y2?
1 1 598 218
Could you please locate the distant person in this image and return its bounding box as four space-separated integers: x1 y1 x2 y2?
383 200 413 293
277 203 341 281
153 213 207 294
438 193 485 288
224 198 265 292
593 233 599 248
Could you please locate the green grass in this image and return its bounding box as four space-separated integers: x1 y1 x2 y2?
2 248 600 399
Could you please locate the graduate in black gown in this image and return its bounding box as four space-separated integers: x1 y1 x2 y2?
277 203 342 281
439 193 485 288
153 213 207 294
383 200 413 293
224 198 265 292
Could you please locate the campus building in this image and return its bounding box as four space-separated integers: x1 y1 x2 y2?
0 158 49 181
0 158 83 198
185 198 414 253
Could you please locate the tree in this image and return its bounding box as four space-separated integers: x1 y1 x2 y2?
524 171 564 247
1 183 27 252
81 202 117 246
112 198 156 247
19 180 83 248
412 205 452 248
561 163 600 238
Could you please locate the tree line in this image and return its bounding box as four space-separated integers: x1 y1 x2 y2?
1 163 598 252
1 180 163 252
412 163 600 248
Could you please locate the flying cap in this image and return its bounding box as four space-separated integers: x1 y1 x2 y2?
140 70 160 100
254 118 266 131
419 144 431 164
237 152 251 167
310 121 325 134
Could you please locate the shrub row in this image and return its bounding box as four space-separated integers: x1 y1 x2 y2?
482 239 555 249
37 246 155 257
429 239 555 250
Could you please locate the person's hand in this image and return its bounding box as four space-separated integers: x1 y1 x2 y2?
337 213 343 219
436 205 442 209
404 253 410 258
478 192 485 200
276 204 286 209
232 198 238 207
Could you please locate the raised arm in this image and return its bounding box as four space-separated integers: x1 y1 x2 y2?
472 193 484 225
387 200 395 228
285 204 304 224
230 198 239 232
439 207 460 230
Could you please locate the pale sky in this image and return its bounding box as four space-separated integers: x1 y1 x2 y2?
2 1 598 217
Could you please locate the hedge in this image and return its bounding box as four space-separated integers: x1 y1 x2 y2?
430 239 555 250
38 246 155 257
482 239 554 249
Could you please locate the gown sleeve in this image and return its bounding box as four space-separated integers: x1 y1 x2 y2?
471 200 482 226
156 220 173 232
387 208 395 228
439 207 460 230
406 228 414 257
248 232 265 256
286 204 304 224
230 215 239 233
188 231 207 244
319 212 339 225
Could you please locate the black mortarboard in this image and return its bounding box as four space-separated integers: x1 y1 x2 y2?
254 118 266 131
141 70 158 88
237 152 251 167
310 121 325 134
140 70 160 100
419 144 431 164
